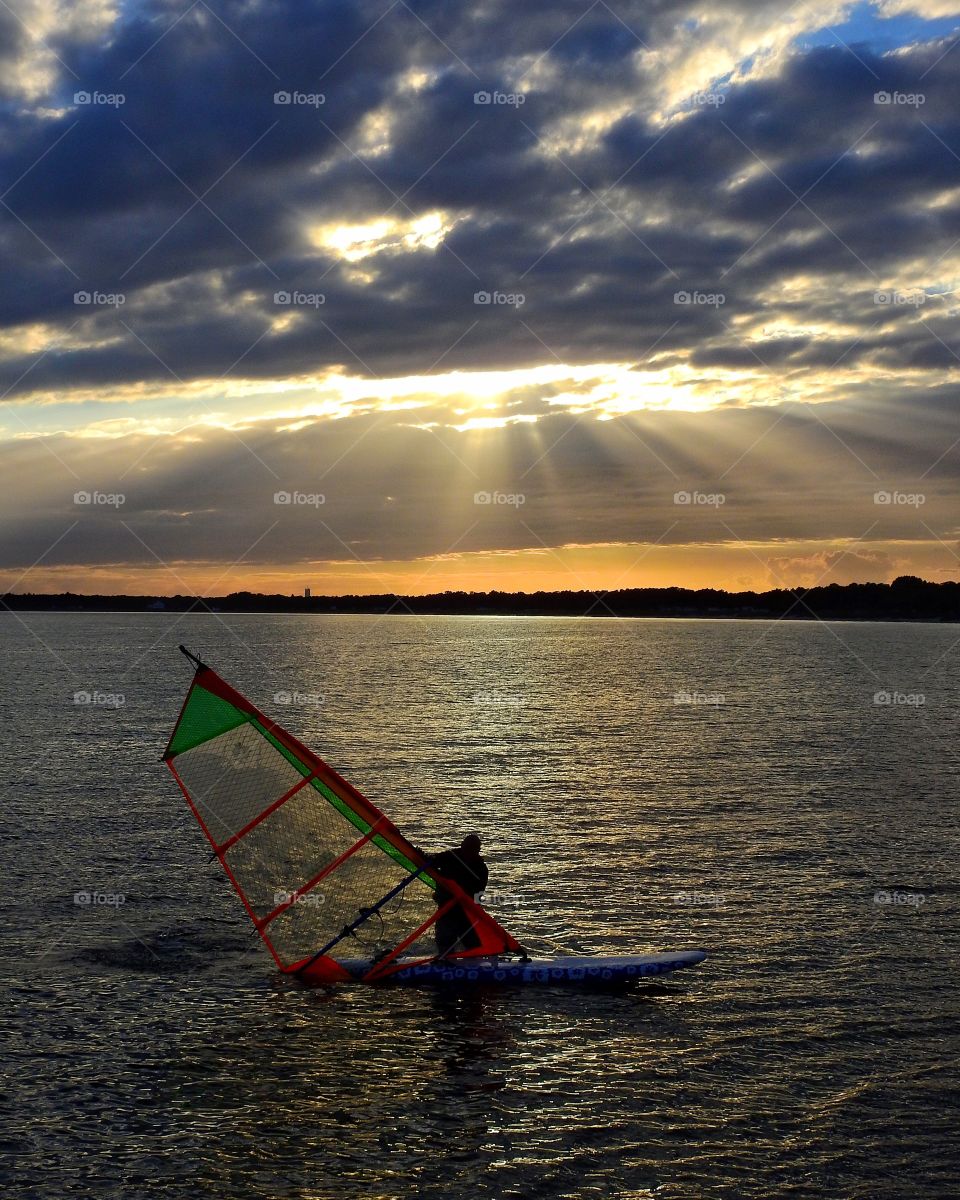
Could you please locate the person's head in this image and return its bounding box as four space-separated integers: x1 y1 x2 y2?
460 833 482 859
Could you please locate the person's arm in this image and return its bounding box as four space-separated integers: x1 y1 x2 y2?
430 851 455 903
432 850 453 875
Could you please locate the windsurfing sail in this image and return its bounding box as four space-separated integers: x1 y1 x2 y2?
162 646 523 984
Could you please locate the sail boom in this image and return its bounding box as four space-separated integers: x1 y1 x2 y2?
298 857 437 969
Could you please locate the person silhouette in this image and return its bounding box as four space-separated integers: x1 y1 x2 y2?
431 834 489 957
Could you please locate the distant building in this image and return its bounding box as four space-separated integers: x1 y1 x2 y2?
304 587 311 599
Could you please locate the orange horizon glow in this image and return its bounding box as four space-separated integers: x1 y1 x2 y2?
4 538 957 597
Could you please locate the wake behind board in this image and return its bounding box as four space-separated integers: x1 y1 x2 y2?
163 647 708 990
325 951 707 987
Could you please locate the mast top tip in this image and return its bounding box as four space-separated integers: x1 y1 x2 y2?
178 644 205 669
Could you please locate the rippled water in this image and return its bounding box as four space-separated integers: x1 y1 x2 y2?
2 613 959 1198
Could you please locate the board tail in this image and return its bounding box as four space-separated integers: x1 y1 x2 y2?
163 648 522 983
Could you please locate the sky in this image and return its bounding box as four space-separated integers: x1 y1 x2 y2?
1 0 959 596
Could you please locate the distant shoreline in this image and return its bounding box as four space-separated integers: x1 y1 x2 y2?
3 577 958 622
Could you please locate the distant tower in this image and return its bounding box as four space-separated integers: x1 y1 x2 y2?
304 587 311 599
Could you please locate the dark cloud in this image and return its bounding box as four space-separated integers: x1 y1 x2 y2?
1 3 959 394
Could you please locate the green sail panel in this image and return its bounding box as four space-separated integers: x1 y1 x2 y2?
165 682 249 758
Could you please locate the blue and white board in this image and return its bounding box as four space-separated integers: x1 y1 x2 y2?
342 950 707 986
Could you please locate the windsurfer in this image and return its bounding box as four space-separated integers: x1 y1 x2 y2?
432 834 489 957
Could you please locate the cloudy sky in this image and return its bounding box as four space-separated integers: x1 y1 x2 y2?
2 0 959 595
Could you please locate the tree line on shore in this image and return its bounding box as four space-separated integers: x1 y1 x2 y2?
4 577 959 621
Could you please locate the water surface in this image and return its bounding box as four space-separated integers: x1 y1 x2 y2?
2 614 958 1198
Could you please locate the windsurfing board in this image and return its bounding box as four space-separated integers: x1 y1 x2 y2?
334 950 707 986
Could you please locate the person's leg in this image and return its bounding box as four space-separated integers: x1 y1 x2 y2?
435 906 481 956
446 908 481 954
434 908 458 956
456 911 482 951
